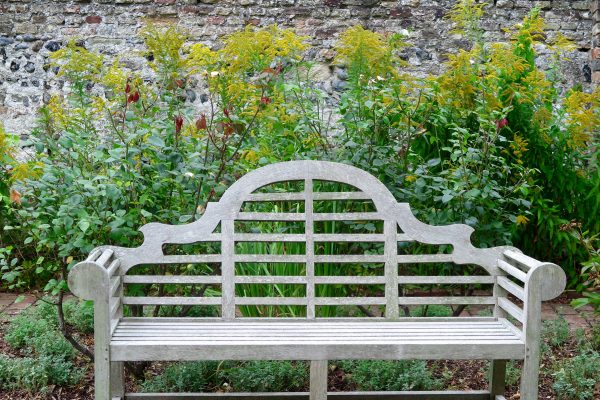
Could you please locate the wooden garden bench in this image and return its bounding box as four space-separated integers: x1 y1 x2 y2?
69 160 566 400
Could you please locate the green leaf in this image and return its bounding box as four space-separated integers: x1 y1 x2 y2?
78 220 90 233
441 193 454 203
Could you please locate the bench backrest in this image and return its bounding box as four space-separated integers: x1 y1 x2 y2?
102 160 534 320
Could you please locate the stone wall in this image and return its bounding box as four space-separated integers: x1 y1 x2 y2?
0 0 597 137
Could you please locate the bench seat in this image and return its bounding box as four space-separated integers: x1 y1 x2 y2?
110 319 525 362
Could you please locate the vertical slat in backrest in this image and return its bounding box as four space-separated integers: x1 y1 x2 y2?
304 178 316 319
114 161 510 321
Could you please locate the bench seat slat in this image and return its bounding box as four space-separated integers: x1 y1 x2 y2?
110 320 524 362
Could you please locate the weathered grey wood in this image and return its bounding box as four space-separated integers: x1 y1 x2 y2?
310 360 327 400
520 268 542 400
497 297 524 324
222 219 236 319
123 276 222 284
385 221 399 319
496 277 524 301
305 178 316 319
497 260 527 282
125 391 491 399
398 297 495 305
489 360 506 399
123 297 222 306
67 160 567 400
397 276 494 284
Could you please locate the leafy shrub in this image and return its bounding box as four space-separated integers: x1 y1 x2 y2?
2 301 85 393
542 317 570 347
0 355 83 393
226 361 308 392
590 324 600 352
553 351 600 400
339 360 441 391
141 361 225 393
63 298 95 333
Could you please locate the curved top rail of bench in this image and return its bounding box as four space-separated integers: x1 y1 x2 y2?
97 160 513 274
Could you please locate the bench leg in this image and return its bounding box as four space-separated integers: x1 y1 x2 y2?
310 360 327 400
110 361 125 398
489 360 506 399
520 351 540 400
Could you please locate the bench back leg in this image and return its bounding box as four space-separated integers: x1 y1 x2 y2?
489 360 506 399
310 360 328 400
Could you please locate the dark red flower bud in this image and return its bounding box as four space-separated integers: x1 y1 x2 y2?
223 108 230 118
174 79 184 88
196 114 207 130
125 83 131 94
175 115 183 134
127 91 140 103
260 96 271 105
496 118 508 129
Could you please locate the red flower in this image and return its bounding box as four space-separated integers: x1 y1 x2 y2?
196 114 207 130
223 122 234 136
175 115 183 134
125 83 131 94
496 118 508 129
127 91 140 103
260 96 271 105
223 108 230 118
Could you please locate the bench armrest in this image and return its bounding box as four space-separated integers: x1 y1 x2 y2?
499 249 566 302
68 248 121 301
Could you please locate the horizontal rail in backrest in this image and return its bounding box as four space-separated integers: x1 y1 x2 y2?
123 276 222 284
231 233 413 242
235 212 385 221
123 297 222 306
245 192 373 201
398 297 495 305
397 276 494 284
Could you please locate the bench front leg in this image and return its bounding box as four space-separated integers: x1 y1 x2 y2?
69 248 124 400
489 359 506 399
310 360 328 400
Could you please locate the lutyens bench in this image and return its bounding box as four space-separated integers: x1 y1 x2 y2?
69 160 566 400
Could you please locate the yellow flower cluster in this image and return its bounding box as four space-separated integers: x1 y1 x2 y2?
334 25 406 81
50 40 103 82
564 87 600 149
139 23 187 78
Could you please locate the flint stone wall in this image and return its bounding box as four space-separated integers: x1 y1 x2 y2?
1 0 599 137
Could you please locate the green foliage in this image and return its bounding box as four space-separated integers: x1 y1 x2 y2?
0 355 83 393
571 230 600 313
226 361 308 392
542 317 570 348
141 361 225 393
552 351 600 400
2 302 84 393
1 4 598 327
339 360 441 391
590 324 600 352
141 360 308 393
